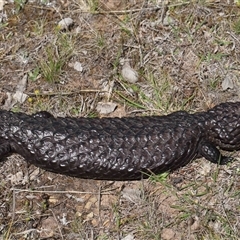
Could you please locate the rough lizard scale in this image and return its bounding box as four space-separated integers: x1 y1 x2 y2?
0 102 239 180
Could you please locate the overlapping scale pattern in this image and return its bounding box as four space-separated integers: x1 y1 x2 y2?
0 102 239 180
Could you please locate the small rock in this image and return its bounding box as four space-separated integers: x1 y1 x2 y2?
121 187 142 204
59 213 70 225
161 228 176 240
58 18 73 30
120 58 139 83
40 217 58 238
85 212 94 221
4 75 28 109
14 74 28 98
96 102 117 114
199 162 211 176
0 0 5 11
121 233 135 240
13 91 28 104
8 171 29 185
222 73 234 90
190 216 200 231
163 15 175 26
73 61 83 72
29 168 40 181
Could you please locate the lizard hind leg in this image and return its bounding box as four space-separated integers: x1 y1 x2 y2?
33 111 54 119
0 142 13 162
198 141 234 165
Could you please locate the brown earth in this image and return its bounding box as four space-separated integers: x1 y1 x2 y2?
0 1 240 239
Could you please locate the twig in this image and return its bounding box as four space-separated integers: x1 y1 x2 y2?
49 209 64 240
97 185 102 225
77 2 191 15
11 188 113 194
28 2 190 15
26 89 107 97
12 229 40 236
5 189 16 240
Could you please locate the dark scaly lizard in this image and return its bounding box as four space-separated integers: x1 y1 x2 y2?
0 102 239 180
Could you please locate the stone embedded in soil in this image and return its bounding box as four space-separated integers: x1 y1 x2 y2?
161 228 177 240
96 102 117 114
58 17 73 30
40 216 58 238
120 58 139 84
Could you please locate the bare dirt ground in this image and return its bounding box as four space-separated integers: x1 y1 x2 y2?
0 0 240 239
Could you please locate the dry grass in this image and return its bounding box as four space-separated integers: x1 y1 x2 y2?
0 0 240 239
